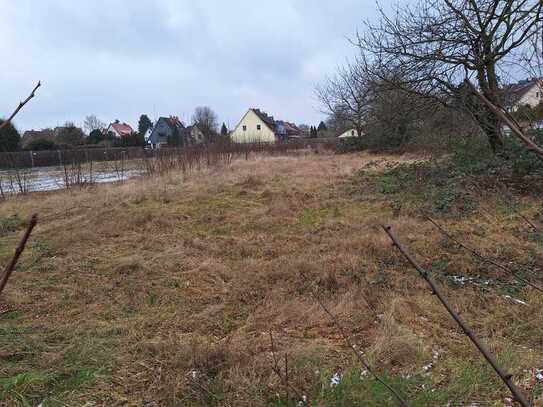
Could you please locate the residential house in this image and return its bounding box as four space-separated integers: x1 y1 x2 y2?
230 108 302 143
503 77 543 111
148 116 186 148
185 124 205 144
106 120 134 138
338 128 364 139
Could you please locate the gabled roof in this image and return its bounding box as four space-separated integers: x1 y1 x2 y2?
251 108 276 128
109 122 134 136
235 108 302 137
502 78 542 107
157 116 185 131
275 120 302 136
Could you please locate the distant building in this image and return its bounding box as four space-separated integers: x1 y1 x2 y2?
338 128 364 139
22 129 55 147
185 125 205 144
503 77 543 111
230 108 302 143
148 116 185 148
106 120 134 138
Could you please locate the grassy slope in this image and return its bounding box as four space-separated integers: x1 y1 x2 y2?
0 152 542 406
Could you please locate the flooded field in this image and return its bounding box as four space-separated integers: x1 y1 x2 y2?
0 166 144 194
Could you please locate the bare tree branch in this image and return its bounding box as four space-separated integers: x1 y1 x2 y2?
310 290 410 407
0 82 41 132
358 0 542 152
517 212 543 235
0 214 38 296
464 78 543 159
382 225 531 407
424 214 543 293
268 331 307 406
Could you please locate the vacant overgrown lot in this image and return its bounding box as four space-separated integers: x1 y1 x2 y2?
0 151 542 406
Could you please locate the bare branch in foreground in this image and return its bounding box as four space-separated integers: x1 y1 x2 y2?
269 331 307 406
382 225 530 407
310 291 410 407
0 82 41 131
0 214 38 296
424 215 543 293
517 213 543 236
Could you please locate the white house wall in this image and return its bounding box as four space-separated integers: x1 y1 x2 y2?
338 128 361 138
517 83 543 109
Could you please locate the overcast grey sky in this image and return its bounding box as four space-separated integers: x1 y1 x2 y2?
0 0 383 132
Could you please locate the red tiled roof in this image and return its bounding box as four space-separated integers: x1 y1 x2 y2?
110 122 134 137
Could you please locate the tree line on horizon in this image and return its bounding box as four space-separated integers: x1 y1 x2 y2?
0 105 333 152
0 106 229 152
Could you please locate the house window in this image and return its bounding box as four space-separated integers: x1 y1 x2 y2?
257 124 261 131
242 125 247 131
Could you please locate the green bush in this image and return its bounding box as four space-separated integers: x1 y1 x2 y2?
349 132 543 218
336 137 368 153
0 214 26 236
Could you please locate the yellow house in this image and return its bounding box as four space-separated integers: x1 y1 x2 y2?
230 108 302 143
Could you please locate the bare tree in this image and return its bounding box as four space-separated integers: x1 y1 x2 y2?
520 23 543 95
359 0 542 152
315 60 372 137
191 106 219 143
83 115 106 134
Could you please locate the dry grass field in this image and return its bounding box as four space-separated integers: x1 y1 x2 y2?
0 151 542 406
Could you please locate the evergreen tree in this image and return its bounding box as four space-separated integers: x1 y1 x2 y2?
0 120 21 152
56 123 85 146
220 123 228 137
138 114 153 136
317 121 328 132
87 129 104 144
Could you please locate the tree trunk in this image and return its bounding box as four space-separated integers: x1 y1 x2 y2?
476 61 504 153
481 111 504 153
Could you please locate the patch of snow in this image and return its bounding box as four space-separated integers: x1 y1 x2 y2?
422 362 433 374
330 372 341 387
188 369 200 380
535 369 543 381
297 394 308 406
504 295 528 306
450 275 472 285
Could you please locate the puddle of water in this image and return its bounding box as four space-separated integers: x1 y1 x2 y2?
0 167 145 194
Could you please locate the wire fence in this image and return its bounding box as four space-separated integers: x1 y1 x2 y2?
0 138 339 196
0 138 339 169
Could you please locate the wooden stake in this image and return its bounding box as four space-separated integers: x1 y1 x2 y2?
0 214 38 296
